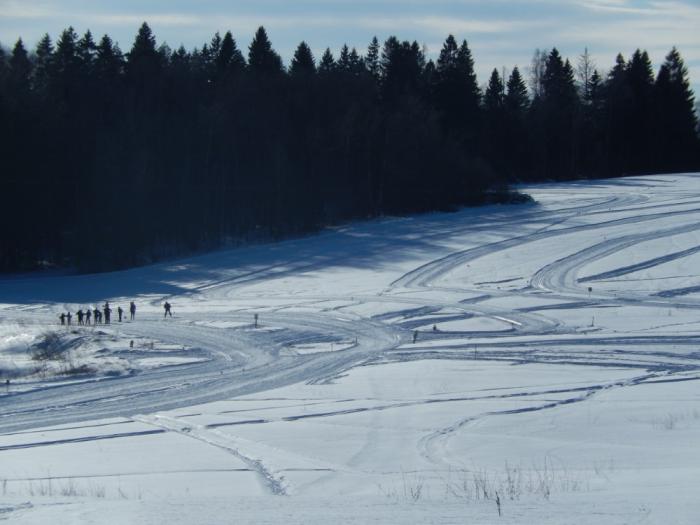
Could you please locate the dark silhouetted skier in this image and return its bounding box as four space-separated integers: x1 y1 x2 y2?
66 312 72 326
163 301 172 318
94 308 101 324
104 302 111 324
77 309 84 325
59 313 66 325
130 301 136 320
117 306 123 322
85 309 91 325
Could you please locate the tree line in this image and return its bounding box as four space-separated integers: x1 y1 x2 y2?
0 23 698 272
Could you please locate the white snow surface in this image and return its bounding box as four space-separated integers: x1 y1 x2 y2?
1 174 700 524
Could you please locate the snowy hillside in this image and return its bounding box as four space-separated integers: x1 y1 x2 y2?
1 174 699 524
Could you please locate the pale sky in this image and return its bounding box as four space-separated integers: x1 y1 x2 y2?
1 0 699 94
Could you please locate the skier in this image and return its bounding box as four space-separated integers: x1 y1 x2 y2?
163 301 172 318
117 306 123 322
77 309 84 325
85 309 92 325
103 302 111 324
59 313 66 325
129 301 136 321
66 312 72 326
94 307 101 324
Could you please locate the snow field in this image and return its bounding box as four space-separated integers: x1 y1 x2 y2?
2 174 700 523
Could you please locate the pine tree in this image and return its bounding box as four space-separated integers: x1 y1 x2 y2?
290 41 316 77
247 26 283 75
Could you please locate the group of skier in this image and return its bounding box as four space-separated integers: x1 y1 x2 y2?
58 300 173 326
59 301 136 326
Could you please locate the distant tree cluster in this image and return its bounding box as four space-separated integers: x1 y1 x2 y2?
0 24 698 272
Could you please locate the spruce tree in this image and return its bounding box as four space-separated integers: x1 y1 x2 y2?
53 27 82 101
587 70 602 105
338 44 351 73
380 37 424 105
216 31 245 77
484 68 505 111
95 35 123 82
537 48 579 179
170 45 190 73
624 49 655 173
348 48 363 76
653 47 698 171
248 26 283 75
601 52 634 175
77 30 97 72
483 68 507 178
318 48 336 76
33 34 54 96
365 37 380 82
290 41 316 77
505 66 529 113
126 22 161 78
433 35 480 142
209 32 222 62
9 39 32 95
0 46 6 81
503 66 532 180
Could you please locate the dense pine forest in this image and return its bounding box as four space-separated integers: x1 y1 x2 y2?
1 23 698 272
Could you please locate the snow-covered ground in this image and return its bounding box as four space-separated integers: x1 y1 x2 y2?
1 174 700 524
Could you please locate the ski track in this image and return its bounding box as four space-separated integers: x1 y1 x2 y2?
417 372 662 467
3 175 700 493
131 414 288 496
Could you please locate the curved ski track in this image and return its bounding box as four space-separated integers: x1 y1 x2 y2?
3 177 700 485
